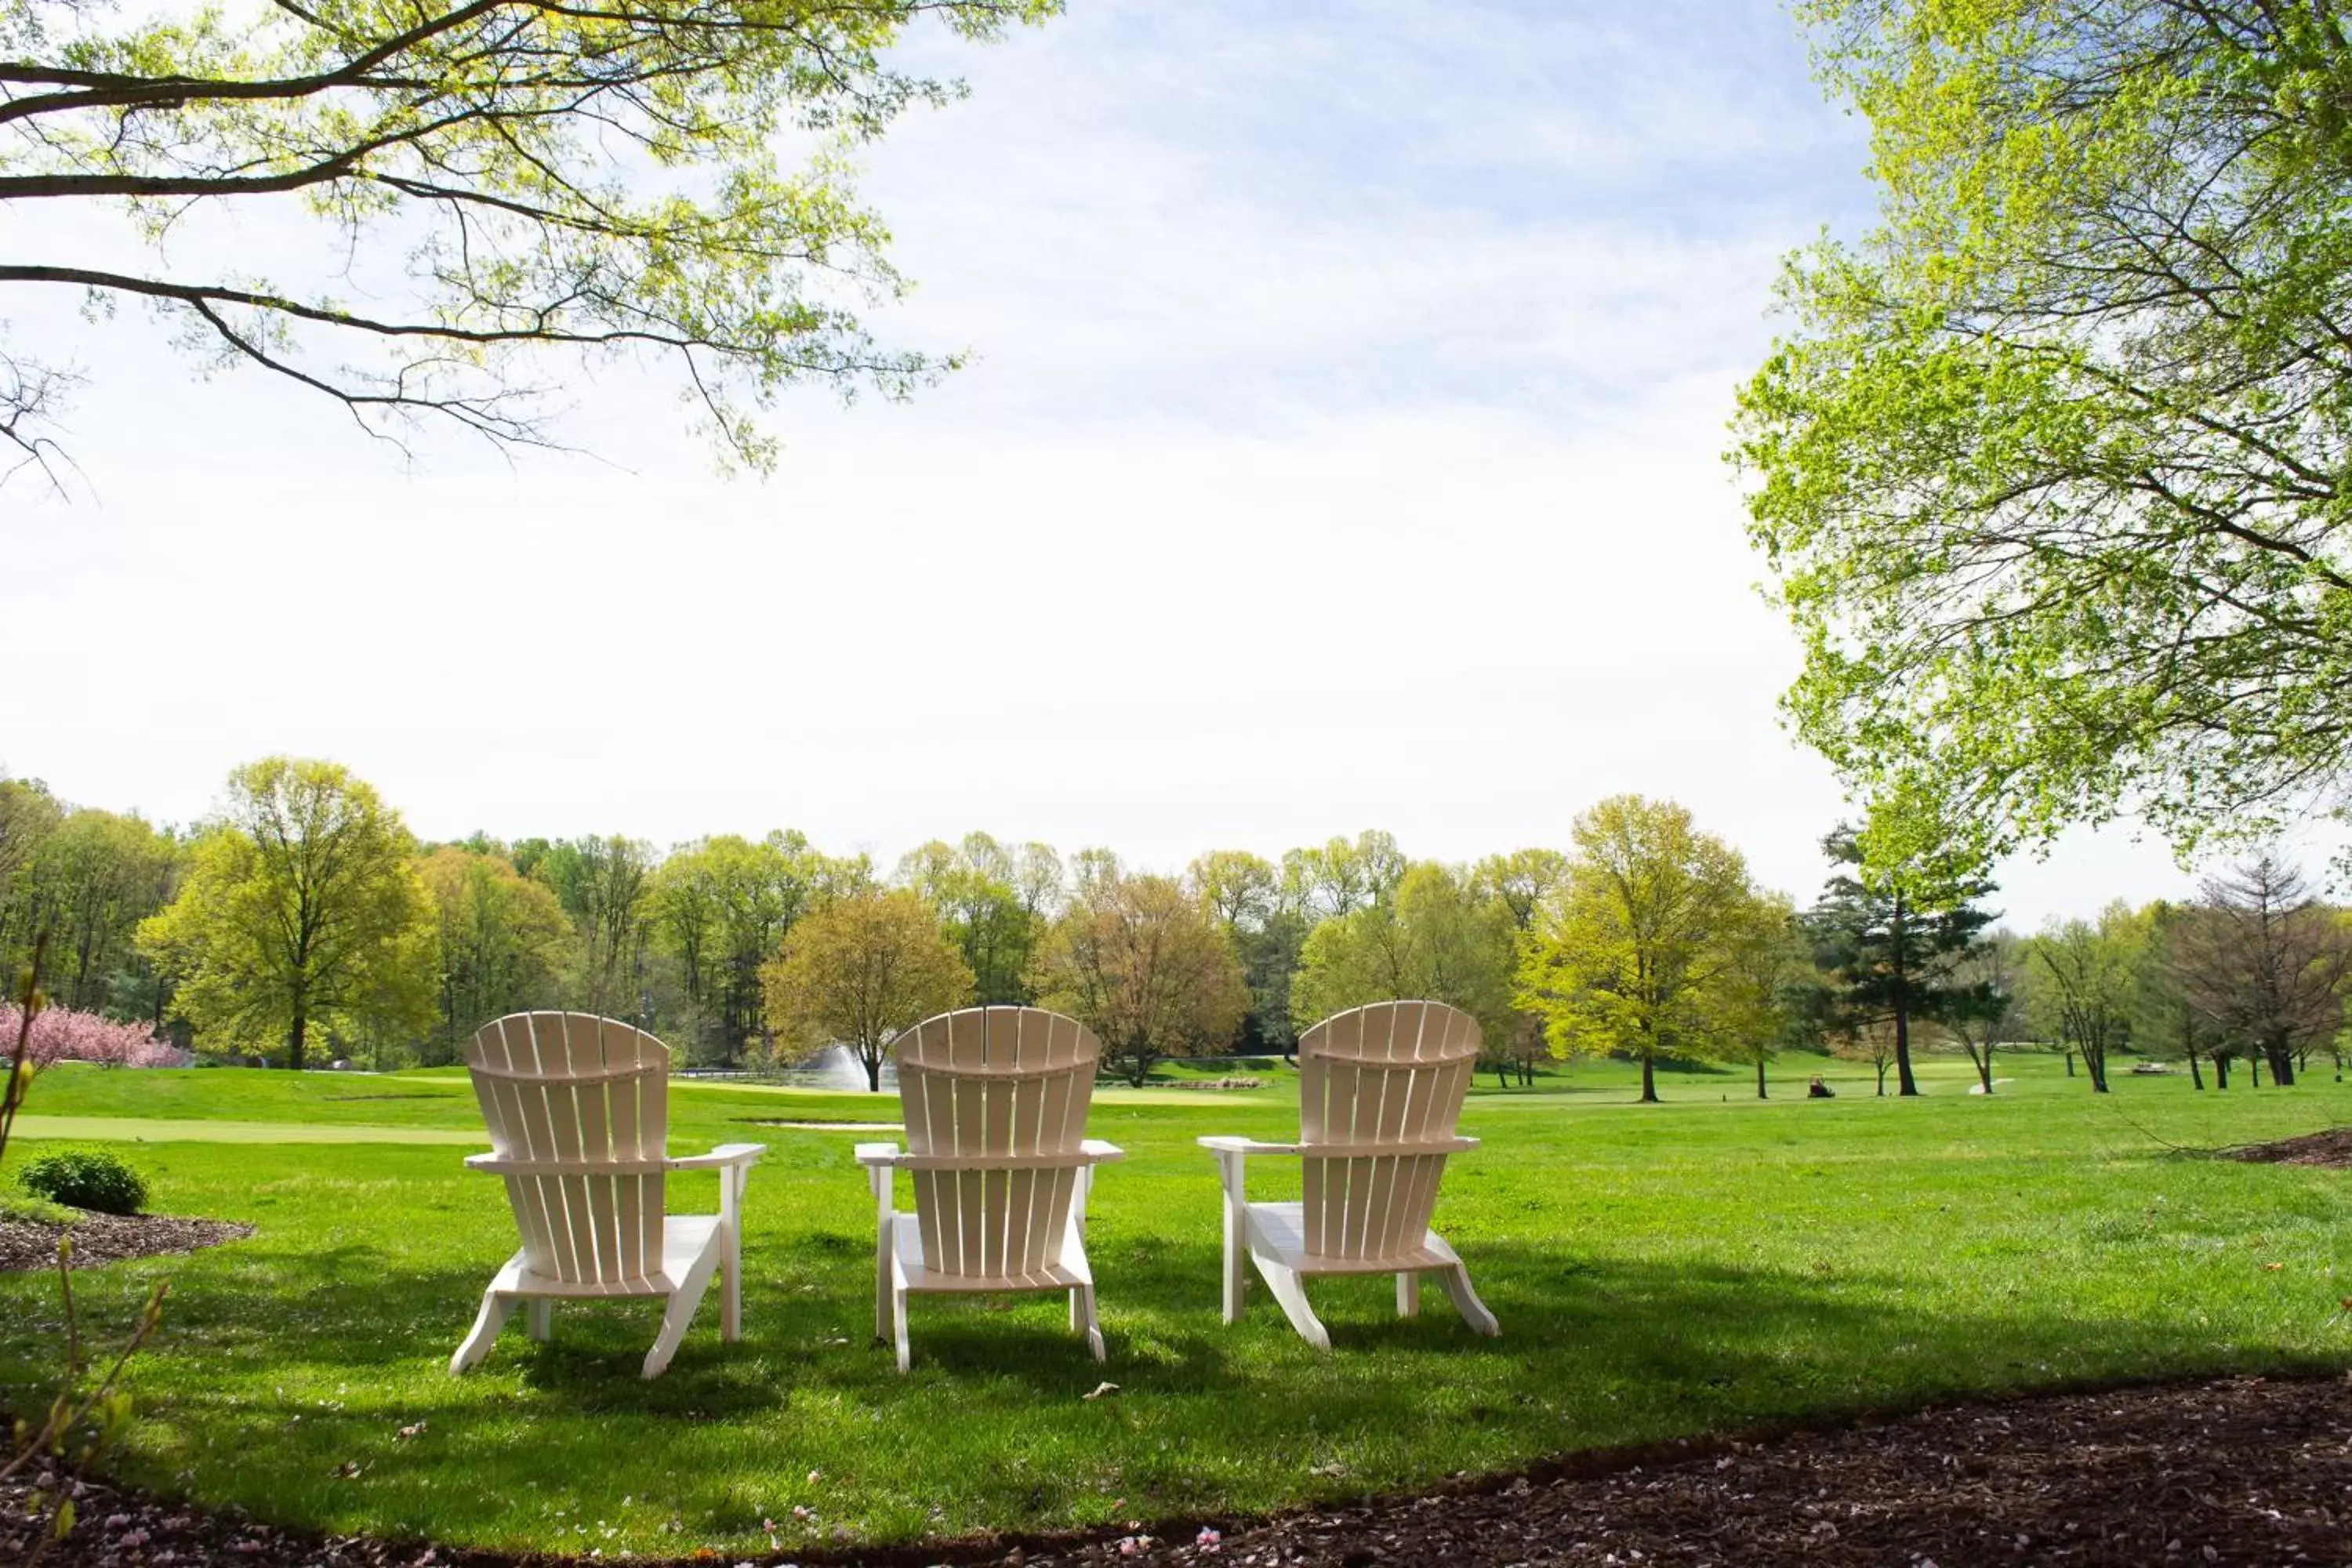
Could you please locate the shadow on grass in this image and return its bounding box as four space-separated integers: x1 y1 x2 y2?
6 1220 2338 1547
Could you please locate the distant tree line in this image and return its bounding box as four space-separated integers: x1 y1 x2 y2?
4 760 2344 1093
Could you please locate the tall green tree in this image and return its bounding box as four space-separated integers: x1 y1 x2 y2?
137 758 435 1068
1708 890 1806 1100
895 832 1047 1005
1281 832 1407 921
1290 862 1516 1044
655 832 837 1063
532 836 657 1020
1185 848 1305 1054
0 777 64 971
0 0 1058 477
18 808 180 1014
419 846 573 1062
1515 796 1765 1103
1803 825 1998 1097
2026 902 2148 1094
1736 0 2352 871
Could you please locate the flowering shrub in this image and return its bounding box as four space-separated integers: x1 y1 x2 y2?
0 1004 187 1070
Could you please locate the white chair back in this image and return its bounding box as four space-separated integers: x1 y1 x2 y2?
1296 1000 1481 1261
894 1006 1100 1280
463 1011 670 1286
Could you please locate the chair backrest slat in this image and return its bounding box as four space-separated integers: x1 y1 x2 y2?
1295 1001 1480 1262
895 1007 1101 1279
465 1012 670 1285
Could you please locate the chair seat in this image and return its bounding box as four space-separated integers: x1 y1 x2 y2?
895 1222 1088 1294
496 1214 723 1298
1246 1201 1459 1276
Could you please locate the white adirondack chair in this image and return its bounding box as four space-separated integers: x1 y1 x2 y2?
855 1006 1123 1372
449 1011 764 1380
1200 1000 1499 1350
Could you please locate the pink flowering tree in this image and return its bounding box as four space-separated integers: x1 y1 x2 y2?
0 1004 187 1071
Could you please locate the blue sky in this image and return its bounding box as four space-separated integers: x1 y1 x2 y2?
0 0 2227 924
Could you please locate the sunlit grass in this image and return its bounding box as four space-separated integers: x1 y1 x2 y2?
5 1051 2350 1553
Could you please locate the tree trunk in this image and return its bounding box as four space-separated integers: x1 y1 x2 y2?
1893 1006 1919 1095
2216 1054 2230 1089
1892 896 1920 1097
1875 1061 1888 1095
1639 1054 1657 1103
1494 1062 1509 1089
1973 1048 1993 1094
862 1045 882 1093
2250 1054 2263 1088
2267 1037 2296 1087
1756 1058 1768 1100
2063 1048 2075 1077
288 1010 307 1073
2187 1045 2204 1091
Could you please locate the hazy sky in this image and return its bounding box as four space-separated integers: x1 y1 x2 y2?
1 0 2238 926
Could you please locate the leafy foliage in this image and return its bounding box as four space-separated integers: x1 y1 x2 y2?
0 0 1059 477
17 1147 147 1214
1028 872 1247 1087
1515 796 1775 1102
136 759 437 1069
1802 826 1999 1097
760 887 974 1091
1736 0 2352 869
1290 862 1515 1043
2025 903 2147 1094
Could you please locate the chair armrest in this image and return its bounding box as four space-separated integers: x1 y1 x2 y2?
1196 1136 1306 1156
463 1152 499 1171
1079 1138 1125 1164
1196 1135 1477 1157
855 1142 906 1168
668 1142 766 1171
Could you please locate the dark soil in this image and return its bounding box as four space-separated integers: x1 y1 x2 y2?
2223 1127 2352 1167
8 1376 2352 1566
0 1210 253 1274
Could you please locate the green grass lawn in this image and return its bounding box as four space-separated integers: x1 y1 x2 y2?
5 1051 2350 1555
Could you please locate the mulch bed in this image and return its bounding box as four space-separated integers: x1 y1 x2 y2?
7 1375 2352 1566
0 1210 253 1274
2223 1127 2352 1167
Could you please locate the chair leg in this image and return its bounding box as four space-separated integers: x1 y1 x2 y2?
450 1289 516 1374
874 1210 895 1346
644 1239 724 1380
891 1280 911 1374
1221 1195 1249 1324
1074 1283 1105 1362
1438 1264 1500 1337
721 1218 742 1344
526 1300 553 1341
1254 1256 1331 1352
1396 1272 1421 1319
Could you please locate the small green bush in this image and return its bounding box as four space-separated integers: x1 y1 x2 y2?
18 1148 148 1215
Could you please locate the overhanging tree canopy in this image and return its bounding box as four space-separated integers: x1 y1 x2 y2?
1734 0 2352 872
1 0 1054 477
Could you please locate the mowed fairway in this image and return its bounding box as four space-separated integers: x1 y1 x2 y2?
5 1054 2352 1555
